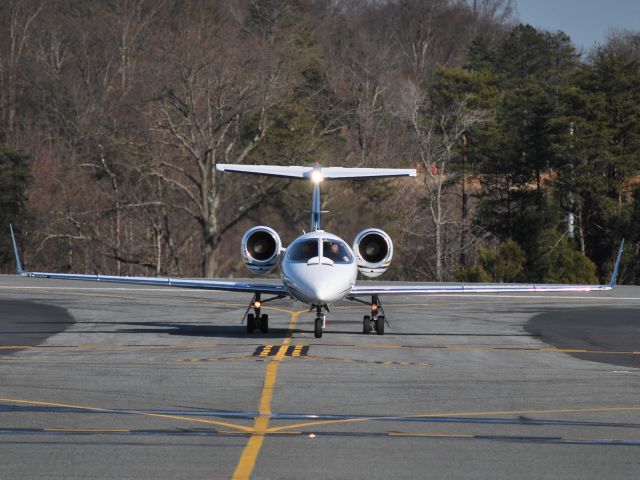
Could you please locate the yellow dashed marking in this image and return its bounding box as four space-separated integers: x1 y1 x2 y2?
259 345 274 357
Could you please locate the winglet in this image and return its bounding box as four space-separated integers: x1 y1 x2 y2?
9 224 24 274
609 239 624 289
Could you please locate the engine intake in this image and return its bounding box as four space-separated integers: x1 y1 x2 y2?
241 226 282 275
353 228 393 278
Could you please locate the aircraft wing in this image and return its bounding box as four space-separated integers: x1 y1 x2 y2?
349 240 624 297
17 272 287 295
9 226 287 295
348 282 612 296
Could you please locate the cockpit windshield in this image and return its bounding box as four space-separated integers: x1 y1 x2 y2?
287 240 319 262
322 240 353 264
288 238 353 264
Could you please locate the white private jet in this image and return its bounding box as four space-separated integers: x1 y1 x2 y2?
10 163 624 338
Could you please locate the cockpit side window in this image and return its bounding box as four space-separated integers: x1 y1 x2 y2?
287 240 319 262
322 240 353 264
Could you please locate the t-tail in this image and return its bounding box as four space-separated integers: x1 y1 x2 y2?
215 163 416 231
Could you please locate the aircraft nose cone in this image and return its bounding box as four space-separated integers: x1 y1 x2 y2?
312 283 333 303
310 278 351 304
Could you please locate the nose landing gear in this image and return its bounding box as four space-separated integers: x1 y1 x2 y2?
313 304 328 338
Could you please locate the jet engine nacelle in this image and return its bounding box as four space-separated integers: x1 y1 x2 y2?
241 226 282 275
353 228 393 278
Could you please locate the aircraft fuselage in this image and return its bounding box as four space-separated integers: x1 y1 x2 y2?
281 230 357 305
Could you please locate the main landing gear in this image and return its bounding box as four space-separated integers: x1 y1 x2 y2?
244 293 285 334
358 295 387 336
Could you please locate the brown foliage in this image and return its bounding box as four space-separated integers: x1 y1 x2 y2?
1 0 514 278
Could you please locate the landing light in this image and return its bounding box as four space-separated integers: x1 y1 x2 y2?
310 170 323 183
254 301 262 309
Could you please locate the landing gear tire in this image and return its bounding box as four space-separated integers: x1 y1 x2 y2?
314 317 323 338
376 315 385 335
247 314 256 333
260 314 269 334
363 315 372 334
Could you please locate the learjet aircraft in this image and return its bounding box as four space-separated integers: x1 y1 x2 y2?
9 164 624 338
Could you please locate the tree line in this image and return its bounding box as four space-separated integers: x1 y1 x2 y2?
0 0 639 284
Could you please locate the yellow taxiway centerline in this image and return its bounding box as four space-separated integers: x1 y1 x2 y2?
231 309 303 480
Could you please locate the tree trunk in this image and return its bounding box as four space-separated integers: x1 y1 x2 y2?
435 218 443 282
577 207 586 255
460 134 468 266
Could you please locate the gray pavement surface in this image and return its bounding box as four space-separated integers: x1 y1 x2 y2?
1 275 640 479
0 300 73 352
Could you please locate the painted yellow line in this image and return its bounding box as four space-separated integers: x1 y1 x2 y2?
298 342 640 357
3 287 304 316
45 428 130 433
266 306 301 315
13 336 630 361
327 296 640 314
389 432 474 438
267 405 640 434
259 346 273 357
0 343 245 351
38 290 251 306
267 416 371 433
0 397 254 433
408 406 640 419
231 310 302 480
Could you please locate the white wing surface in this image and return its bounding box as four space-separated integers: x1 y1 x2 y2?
16 270 287 295
216 164 416 180
348 282 612 297
9 225 286 295
216 164 311 178
320 167 416 179
350 239 624 297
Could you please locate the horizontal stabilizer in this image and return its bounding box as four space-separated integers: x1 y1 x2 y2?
216 164 416 180
321 167 416 179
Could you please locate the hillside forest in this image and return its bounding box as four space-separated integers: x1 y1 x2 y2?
1 0 640 284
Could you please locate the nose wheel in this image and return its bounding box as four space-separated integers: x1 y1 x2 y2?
314 305 327 338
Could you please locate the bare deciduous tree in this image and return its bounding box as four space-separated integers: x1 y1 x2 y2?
150 20 297 276
399 79 487 281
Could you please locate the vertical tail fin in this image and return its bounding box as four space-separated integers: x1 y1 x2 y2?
9 224 24 274
609 239 624 288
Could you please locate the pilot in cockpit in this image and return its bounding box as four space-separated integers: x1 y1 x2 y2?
324 241 351 263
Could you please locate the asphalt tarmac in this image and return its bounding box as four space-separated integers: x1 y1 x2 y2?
1 275 640 479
